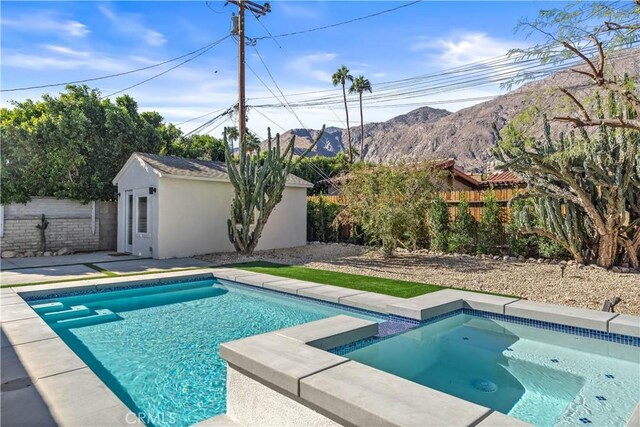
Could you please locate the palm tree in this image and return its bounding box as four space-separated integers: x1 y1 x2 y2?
349 75 372 161
226 126 239 151
331 65 354 162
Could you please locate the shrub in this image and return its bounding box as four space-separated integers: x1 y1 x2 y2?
307 196 341 242
448 194 475 253
507 198 571 259
428 196 450 252
477 188 504 254
336 163 440 257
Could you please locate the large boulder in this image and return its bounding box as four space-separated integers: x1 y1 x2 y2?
1 251 17 258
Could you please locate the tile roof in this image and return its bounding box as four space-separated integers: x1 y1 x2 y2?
485 170 524 185
135 153 312 187
475 170 525 188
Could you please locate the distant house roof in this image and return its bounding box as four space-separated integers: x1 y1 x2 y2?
113 153 313 188
479 170 525 188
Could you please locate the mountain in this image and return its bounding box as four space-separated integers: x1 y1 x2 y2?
274 50 639 172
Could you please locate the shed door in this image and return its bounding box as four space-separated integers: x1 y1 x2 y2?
132 188 153 257
124 191 133 253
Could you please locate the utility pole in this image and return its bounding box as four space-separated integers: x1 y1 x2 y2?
227 0 271 149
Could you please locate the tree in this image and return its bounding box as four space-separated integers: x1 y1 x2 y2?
496 107 640 268
224 126 326 255
0 85 172 204
332 65 354 162
337 163 440 257
349 75 373 161
290 153 350 194
508 1 640 130
167 134 225 161
448 193 476 253
477 188 505 254
428 196 449 252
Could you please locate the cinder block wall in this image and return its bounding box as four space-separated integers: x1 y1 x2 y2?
0 198 117 253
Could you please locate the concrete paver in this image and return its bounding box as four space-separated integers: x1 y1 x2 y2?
94 257 212 275
276 315 378 350
0 264 105 286
300 361 492 427
1 337 86 384
1 317 58 348
0 259 19 270
220 333 347 395
504 299 617 332
1 251 140 269
297 284 368 303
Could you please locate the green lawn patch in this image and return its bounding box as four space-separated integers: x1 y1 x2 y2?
229 261 445 298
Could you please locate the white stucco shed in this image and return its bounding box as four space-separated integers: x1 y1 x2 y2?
112 153 312 259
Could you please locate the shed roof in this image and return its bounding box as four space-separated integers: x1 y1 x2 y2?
113 153 313 188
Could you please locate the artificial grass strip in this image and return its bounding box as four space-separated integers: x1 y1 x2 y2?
230 261 445 298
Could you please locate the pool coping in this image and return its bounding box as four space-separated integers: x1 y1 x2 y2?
2 268 639 426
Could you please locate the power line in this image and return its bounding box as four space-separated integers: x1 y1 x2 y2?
251 1 423 40
101 35 230 99
175 108 228 126
1 37 230 93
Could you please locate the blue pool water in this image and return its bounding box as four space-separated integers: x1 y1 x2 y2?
340 313 640 427
31 279 382 427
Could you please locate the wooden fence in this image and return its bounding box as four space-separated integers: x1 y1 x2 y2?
308 188 521 222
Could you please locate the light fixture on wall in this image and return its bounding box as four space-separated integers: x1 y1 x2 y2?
149 187 157 195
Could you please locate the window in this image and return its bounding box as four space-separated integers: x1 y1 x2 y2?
137 196 148 234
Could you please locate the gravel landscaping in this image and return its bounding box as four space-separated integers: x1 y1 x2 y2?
198 243 640 316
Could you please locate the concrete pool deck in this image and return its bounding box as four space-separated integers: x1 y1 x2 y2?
0 252 213 286
1 267 639 426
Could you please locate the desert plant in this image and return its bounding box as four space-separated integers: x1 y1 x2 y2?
448 193 475 253
428 196 450 252
224 126 325 254
307 195 341 242
336 163 439 257
477 188 505 254
496 102 639 267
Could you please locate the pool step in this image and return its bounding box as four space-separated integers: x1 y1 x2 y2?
53 309 120 328
31 302 65 314
44 305 92 321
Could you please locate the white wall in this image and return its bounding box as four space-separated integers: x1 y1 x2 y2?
256 187 308 251
157 177 235 258
156 177 308 259
116 158 159 257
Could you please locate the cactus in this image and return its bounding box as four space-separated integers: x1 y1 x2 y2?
495 96 640 268
224 127 325 254
36 214 49 252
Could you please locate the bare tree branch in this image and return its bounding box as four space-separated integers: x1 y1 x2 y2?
551 116 640 130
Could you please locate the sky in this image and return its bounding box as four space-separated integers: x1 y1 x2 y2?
0 1 561 137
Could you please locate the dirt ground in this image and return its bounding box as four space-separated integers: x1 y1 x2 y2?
198 243 640 316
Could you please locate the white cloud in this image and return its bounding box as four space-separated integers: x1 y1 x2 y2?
41 45 90 57
1 11 89 37
98 5 167 47
1 50 128 72
411 32 521 68
288 52 338 82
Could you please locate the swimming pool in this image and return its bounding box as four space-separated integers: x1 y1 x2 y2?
29 278 383 427
335 312 640 427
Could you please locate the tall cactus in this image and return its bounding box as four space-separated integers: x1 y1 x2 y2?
495 95 640 268
224 126 325 254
